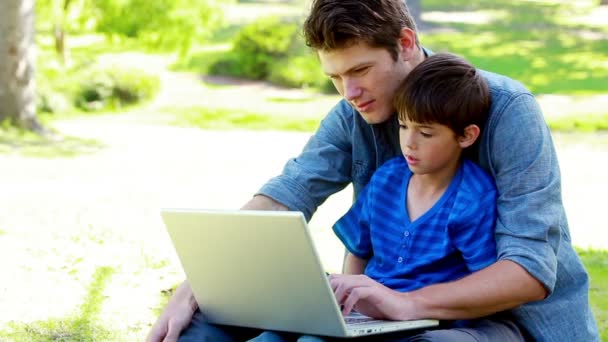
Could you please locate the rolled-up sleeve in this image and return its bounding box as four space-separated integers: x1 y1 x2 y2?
488 93 562 294
256 102 355 221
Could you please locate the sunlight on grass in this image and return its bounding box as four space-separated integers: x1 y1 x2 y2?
578 249 608 341
0 266 116 342
0 127 105 158
167 107 320 132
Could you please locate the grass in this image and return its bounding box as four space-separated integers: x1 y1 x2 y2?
419 0 608 95
168 106 320 132
0 266 116 341
0 125 105 158
579 249 608 340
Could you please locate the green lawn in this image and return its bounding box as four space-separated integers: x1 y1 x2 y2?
420 0 607 96
579 249 608 340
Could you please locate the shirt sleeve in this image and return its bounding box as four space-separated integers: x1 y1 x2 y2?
449 185 498 273
332 181 374 259
256 101 354 221
488 93 561 294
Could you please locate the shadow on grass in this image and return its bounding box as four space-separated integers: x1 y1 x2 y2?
0 129 105 158
420 0 608 95
0 266 116 342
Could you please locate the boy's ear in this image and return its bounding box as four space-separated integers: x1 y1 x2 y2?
458 124 481 148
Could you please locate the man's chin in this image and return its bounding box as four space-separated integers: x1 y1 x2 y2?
359 111 392 125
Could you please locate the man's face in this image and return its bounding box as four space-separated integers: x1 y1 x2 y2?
318 42 409 124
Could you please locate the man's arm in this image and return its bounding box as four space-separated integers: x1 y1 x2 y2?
241 194 290 211
406 260 546 320
147 195 287 342
331 260 546 321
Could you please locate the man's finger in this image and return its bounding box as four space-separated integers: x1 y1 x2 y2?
163 322 180 342
342 286 372 316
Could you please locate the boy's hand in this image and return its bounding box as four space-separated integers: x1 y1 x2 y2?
328 274 416 321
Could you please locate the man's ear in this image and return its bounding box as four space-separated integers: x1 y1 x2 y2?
458 124 481 148
398 28 417 61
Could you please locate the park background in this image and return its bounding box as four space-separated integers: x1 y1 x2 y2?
0 0 607 340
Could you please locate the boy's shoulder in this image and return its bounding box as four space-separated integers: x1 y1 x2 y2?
371 156 409 184
459 160 496 195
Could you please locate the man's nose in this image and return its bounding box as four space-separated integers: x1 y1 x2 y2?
343 78 362 101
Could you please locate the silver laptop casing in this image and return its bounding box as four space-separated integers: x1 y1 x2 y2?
161 209 438 338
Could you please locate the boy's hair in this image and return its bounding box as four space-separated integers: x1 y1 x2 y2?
303 0 419 61
394 53 490 137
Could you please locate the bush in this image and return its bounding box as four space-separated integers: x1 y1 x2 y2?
75 67 160 111
208 16 335 93
92 0 225 55
209 17 299 80
268 55 332 91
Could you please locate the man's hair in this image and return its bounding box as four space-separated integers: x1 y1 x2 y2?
394 53 491 137
303 0 419 61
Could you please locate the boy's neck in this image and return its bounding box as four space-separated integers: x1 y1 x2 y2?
407 160 462 222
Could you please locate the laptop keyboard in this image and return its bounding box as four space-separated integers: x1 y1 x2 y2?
344 315 382 325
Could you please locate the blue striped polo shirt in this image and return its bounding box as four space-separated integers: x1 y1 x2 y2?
333 157 497 292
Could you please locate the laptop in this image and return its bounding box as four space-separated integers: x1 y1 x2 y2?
161 209 439 338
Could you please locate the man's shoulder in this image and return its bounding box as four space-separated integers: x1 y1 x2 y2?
480 69 530 97
479 69 538 114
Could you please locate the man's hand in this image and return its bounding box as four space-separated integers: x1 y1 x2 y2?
329 274 415 321
147 281 198 342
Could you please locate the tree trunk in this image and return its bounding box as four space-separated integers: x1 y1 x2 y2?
0 0 44 132
406 0 423 30
601 0 608 5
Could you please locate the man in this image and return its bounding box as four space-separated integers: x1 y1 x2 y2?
148 1 599 341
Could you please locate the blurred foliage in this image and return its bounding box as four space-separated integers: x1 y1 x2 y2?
91 0 225 55
209 17 298 79
208 16 334 92
36 0 229 56
75 67 160 111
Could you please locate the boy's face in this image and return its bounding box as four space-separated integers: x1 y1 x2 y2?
318 42 409 124
398 118 463 176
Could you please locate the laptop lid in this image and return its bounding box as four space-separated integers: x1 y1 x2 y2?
161 209 438 338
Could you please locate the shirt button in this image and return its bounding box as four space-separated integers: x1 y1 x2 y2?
403 231 410 237
398 257 403 263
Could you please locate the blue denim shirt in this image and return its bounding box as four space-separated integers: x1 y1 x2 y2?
257 70 599 341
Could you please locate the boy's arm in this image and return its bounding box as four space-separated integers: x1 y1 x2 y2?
147 195 287 342
342 252 368 274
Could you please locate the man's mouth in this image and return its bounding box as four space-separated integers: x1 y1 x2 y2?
355 100 375 112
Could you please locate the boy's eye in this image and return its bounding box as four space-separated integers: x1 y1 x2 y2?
399 124 407 130
420 132 432 138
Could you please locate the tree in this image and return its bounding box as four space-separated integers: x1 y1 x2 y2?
0 0 44 132
601 0 608 5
